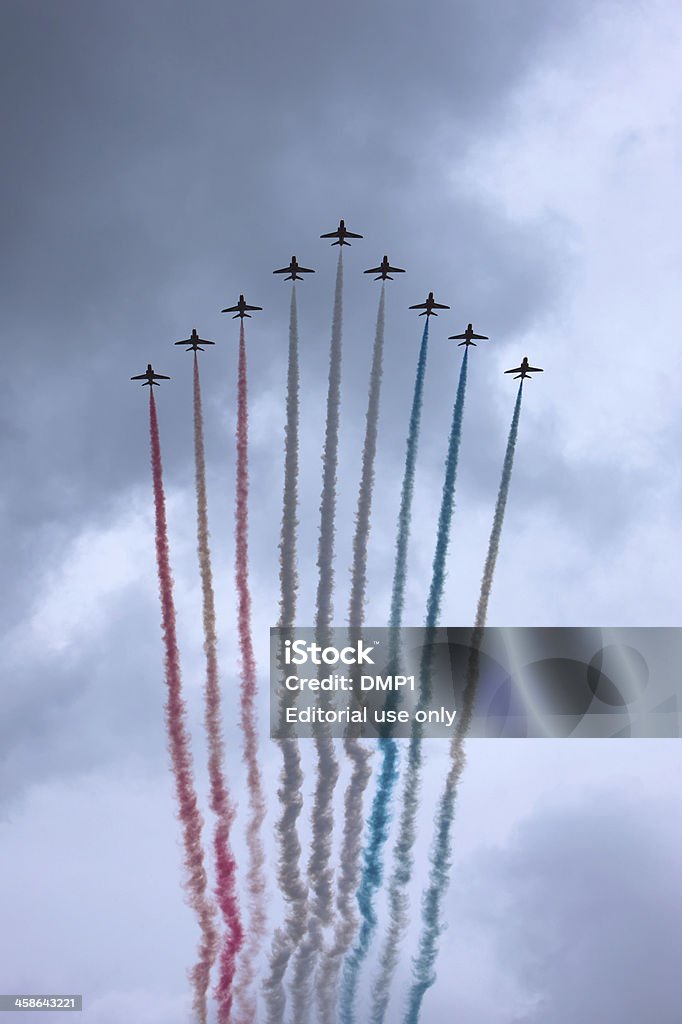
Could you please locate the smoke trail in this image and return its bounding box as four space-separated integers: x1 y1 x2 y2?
469 382 524 656
423 348 469 630
347 284 386 627
339 319 431 1024
371 348 470 1024
192 355 243 1023
234 323 268 1024
263 286 308 1024
403 382 524 1024
338 741 398 1024
279 282 301 630
291 249 344 1024
315 248 344 631
315 285 386 1022
388 318 431 632
148 388 218 1024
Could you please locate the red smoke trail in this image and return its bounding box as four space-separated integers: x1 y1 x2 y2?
192 354 244 1023
234 323 268 1024
148 388 218 1024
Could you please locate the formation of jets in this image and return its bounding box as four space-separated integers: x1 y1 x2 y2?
364 255 405 281
131 219 543 387
504 356 543 380
130 363 170 387
273 256 315 281
175 328 215 352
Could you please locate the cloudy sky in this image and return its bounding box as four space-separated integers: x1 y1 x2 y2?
2 0 681 1021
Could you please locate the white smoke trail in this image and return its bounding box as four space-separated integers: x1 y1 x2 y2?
263 286 308 1024
290 250 344 1024
315 285 386 1022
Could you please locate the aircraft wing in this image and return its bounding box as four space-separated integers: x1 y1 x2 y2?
273 267 290 274
221 304 239 313
527 365 543 372
320 230 339 238
432 301 450 309
130 373 147 380
504 367 522 374
472 332 488 340
197 338 215 345
409 302 427 309
344 230 363 239
296 266 314 273
154 373 170 380
387 265 405 274
244 304 263 311
364 266 383 275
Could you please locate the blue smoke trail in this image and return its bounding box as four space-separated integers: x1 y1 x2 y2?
370 348 470 1024
424 347 469 630
403 382 524 1024
338 319 431 1024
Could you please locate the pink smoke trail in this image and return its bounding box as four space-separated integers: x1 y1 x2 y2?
192 354 244 1022
148 388 218 1024
234 323 268 1024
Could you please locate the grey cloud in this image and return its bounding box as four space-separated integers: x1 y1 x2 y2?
0 0 586 526
0 0 595 797
452 789 682 1024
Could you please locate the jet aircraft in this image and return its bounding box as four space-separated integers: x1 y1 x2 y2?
504 356 543 380
221 294 263 319
448 323 489 347
409 291 450 317
320 219 363 246
130 363 170 387
364 255 405 281
175 328 215 352
273 256 315 281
